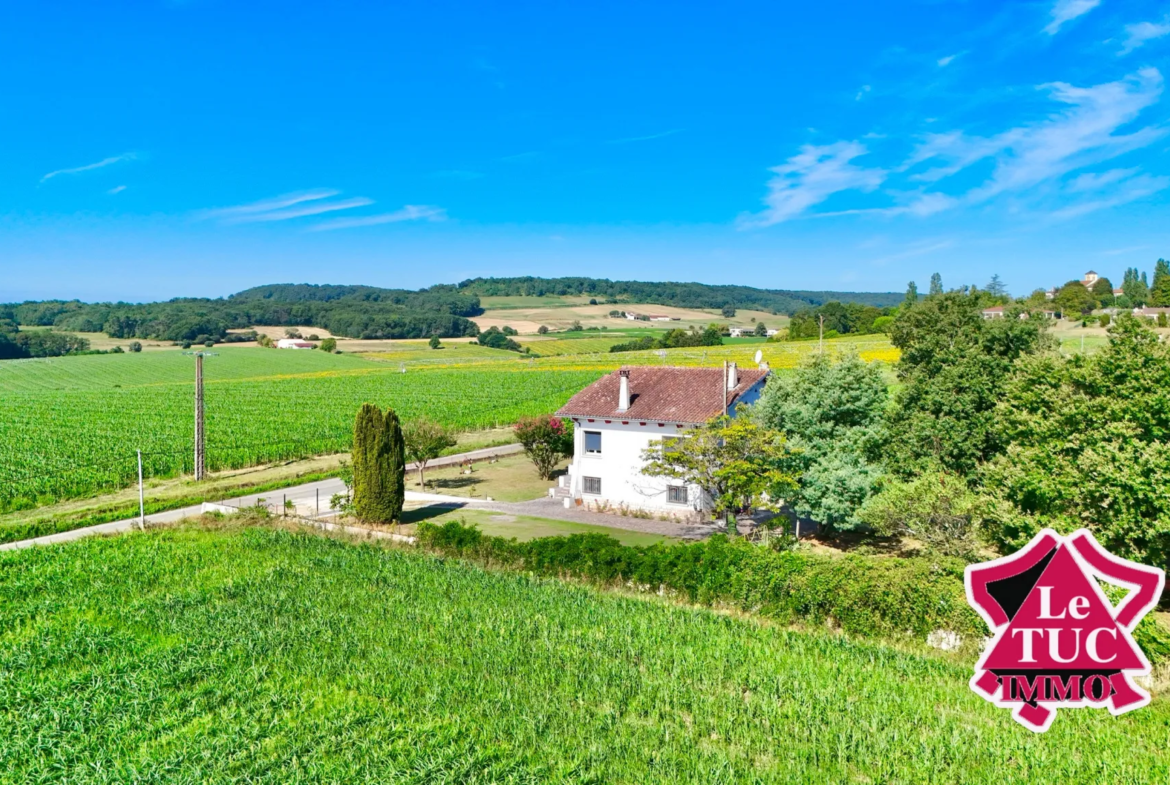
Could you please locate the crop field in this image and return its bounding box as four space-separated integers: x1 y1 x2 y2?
0 349 599 509
517 336 626 355
1 524 1166 783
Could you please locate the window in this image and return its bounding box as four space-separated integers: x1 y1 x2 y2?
583 476 602 495
584 431 602 454
667 485 688 505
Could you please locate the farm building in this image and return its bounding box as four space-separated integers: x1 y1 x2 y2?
276 338 315 349
555 365 768 518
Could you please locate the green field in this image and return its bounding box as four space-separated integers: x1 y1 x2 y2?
0 348 600 509
518 336 626 355
1 524 1166 783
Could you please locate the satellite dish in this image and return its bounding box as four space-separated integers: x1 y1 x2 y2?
754 350 763 365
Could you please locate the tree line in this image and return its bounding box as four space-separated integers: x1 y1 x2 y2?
456 276 901 315
2 283 483 347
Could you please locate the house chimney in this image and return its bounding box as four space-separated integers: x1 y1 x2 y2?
618 369 631 411
727 362 738 391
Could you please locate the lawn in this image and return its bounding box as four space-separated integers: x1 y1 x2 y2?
1 524 1166 783
410 453 563 502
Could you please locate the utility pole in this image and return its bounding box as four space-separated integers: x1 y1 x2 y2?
184 350 216 481
137 449 145 530
194 352 205 480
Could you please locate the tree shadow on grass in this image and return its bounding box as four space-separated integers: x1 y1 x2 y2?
423 476 484 492
400 502 468 524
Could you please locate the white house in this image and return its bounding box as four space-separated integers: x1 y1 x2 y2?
555 365 768 518
276 338 315 349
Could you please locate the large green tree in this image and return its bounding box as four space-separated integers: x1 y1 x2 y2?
642 415 797 533
754 352 887 530
1149 259 1170 307
1123 267 1150 306
402 417 457 488
1090 276 1115 306
1053 280 1095 317
884 292 1052 479
982 315 1170 568
352 403 406 523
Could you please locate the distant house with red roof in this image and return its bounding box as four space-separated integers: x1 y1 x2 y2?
555 365 767 517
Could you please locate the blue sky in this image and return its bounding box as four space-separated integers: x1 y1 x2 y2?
2 0 1169 302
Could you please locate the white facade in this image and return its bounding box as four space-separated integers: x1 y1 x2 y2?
562 376 766 518
276 338 314 349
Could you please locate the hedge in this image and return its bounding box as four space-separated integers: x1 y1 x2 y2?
414 520 1170 662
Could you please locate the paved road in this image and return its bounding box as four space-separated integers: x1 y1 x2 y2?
0 444 523 552
1 441 723 551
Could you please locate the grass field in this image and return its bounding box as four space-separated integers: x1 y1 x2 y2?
1 523 1166 783
0 348 600 509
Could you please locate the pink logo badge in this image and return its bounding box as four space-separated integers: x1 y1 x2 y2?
965 528 1164 732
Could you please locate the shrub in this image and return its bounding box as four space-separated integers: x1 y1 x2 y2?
537 325 549 335
429 335 442 349
319 337 337 353
514 415 573 479
1099 313 1111 328
1159 313 1168 328
414 521 983 641
859 472 983 557
204 340 215 347
128 341 142 353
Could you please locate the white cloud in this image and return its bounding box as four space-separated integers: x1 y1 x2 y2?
107 185 127 195
738 141 886 227
1120 18 1170 55
937 54 959 67
41 153 136 183
1044 0 1100 35
742 69 1168 226
230 197 374 224
855 85 871 101
200 189 342 221
911 68 1165 206
309 205 447 231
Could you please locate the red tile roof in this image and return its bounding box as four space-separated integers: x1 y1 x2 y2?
556 366 768 424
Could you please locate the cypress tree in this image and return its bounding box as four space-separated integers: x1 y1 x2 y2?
351 403 405 522
1151 259 1170 307
384 408 406 522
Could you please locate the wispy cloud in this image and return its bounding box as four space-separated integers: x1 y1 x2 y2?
1102 244 1150 255
855 84 872 101
200 189 342 221
912 68 1165 206
1044 0 1100 35
742 68 1168 226
937 54 960 67
1119 18 1170 55
309 205 447 231
41 153 136 183
608 129 683 144
232 197 374 224
738 141 886 228
107 185 127 195
868 239 955 266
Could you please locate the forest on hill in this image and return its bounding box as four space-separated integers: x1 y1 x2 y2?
0 284 482 352
456 276 902 313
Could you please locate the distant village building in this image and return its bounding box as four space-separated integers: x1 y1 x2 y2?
276 338 315 349
982 306 1005 319
1133 307 1170 318
555 366 767 517
1082 270 1100 288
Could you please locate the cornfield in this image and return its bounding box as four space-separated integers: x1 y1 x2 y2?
0 355 599 509
0 525 1164 783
